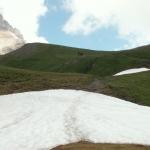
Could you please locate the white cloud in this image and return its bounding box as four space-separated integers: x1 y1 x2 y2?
63 0 150 48
0 0 48 43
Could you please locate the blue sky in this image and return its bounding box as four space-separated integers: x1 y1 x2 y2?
39 0 128 50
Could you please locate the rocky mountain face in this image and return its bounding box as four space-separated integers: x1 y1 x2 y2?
0 14 25 55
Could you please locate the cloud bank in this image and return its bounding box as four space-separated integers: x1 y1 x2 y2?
0 0 48 43
63 0 150 48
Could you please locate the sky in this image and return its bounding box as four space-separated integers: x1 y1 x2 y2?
0 0 150 51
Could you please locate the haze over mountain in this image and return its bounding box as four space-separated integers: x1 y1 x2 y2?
0 14 25 55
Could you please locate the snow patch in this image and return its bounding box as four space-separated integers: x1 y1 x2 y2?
0 90 150 150
114 68 150 76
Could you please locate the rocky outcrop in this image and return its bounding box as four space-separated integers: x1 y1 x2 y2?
0 14 25 55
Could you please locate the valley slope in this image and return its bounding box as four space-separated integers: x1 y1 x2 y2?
0 43 150 150
0 43 149 105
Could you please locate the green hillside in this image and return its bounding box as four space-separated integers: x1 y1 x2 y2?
0 65 93 95
0 43 150 102
0 43 150 77
0 64 149 106
0 43 149 106
103 71 150 106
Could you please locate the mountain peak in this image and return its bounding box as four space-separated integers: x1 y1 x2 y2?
0 14 25 55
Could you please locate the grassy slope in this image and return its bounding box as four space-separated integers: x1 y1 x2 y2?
0 43 149 105
0 66 93 95
0 65 149 106
0 43 150 77
104 71 150 106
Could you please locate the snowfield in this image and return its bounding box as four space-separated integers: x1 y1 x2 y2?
0 90 150 150
114 68 150 76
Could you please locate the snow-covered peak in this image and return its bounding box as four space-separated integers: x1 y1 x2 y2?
0 89 150 150
0 14 25 55
114 68 150 76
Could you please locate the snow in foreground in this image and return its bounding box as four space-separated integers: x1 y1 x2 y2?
0 90 150 150
114 68 150 76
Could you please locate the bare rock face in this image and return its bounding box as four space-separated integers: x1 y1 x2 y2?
0 14 25 55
